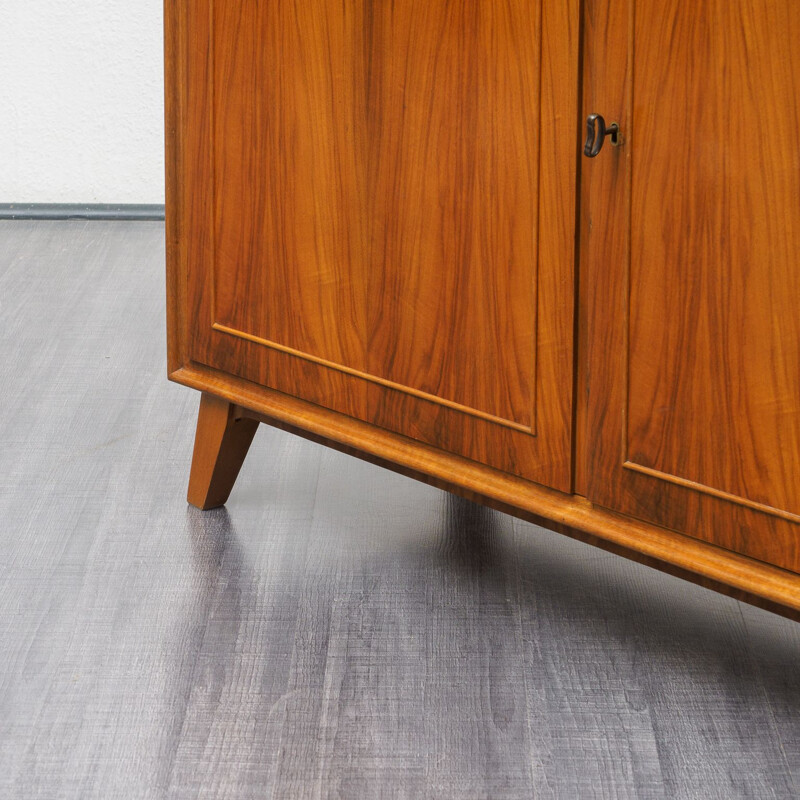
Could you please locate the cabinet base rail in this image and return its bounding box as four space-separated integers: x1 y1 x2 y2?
172 364 800 623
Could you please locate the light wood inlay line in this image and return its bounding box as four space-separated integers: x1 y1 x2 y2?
623 461 800 524
211 323 535 434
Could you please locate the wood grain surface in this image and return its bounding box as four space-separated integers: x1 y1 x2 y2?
187 393 259 510
2 220 800 799
582 0 800 571
172 0 579 490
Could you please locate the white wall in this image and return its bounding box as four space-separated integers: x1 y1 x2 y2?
0 1 164 204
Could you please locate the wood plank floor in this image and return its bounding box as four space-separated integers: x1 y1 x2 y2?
0 220 798 799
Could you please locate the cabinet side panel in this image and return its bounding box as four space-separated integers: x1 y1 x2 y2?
164 0 187 374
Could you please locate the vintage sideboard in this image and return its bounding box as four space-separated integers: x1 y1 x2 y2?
165 0 800 620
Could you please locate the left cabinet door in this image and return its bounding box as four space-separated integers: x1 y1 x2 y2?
169 0 579 491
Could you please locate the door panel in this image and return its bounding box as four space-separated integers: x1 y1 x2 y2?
364 2 538 429
212 0 368 373
583 0 800 570
184 0 578 490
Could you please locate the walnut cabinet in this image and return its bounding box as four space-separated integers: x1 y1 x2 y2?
166 0 800 619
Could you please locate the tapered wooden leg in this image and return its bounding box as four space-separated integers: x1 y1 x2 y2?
187 392 260 509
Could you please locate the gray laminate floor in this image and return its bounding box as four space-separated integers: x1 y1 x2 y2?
0 220 798 799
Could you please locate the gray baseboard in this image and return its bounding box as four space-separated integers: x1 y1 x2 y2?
0 203 165 221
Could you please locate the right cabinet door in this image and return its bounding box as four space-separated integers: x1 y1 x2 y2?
582 0 800 572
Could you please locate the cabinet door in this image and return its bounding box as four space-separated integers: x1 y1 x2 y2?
181 1 578 490
582 0 800 570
